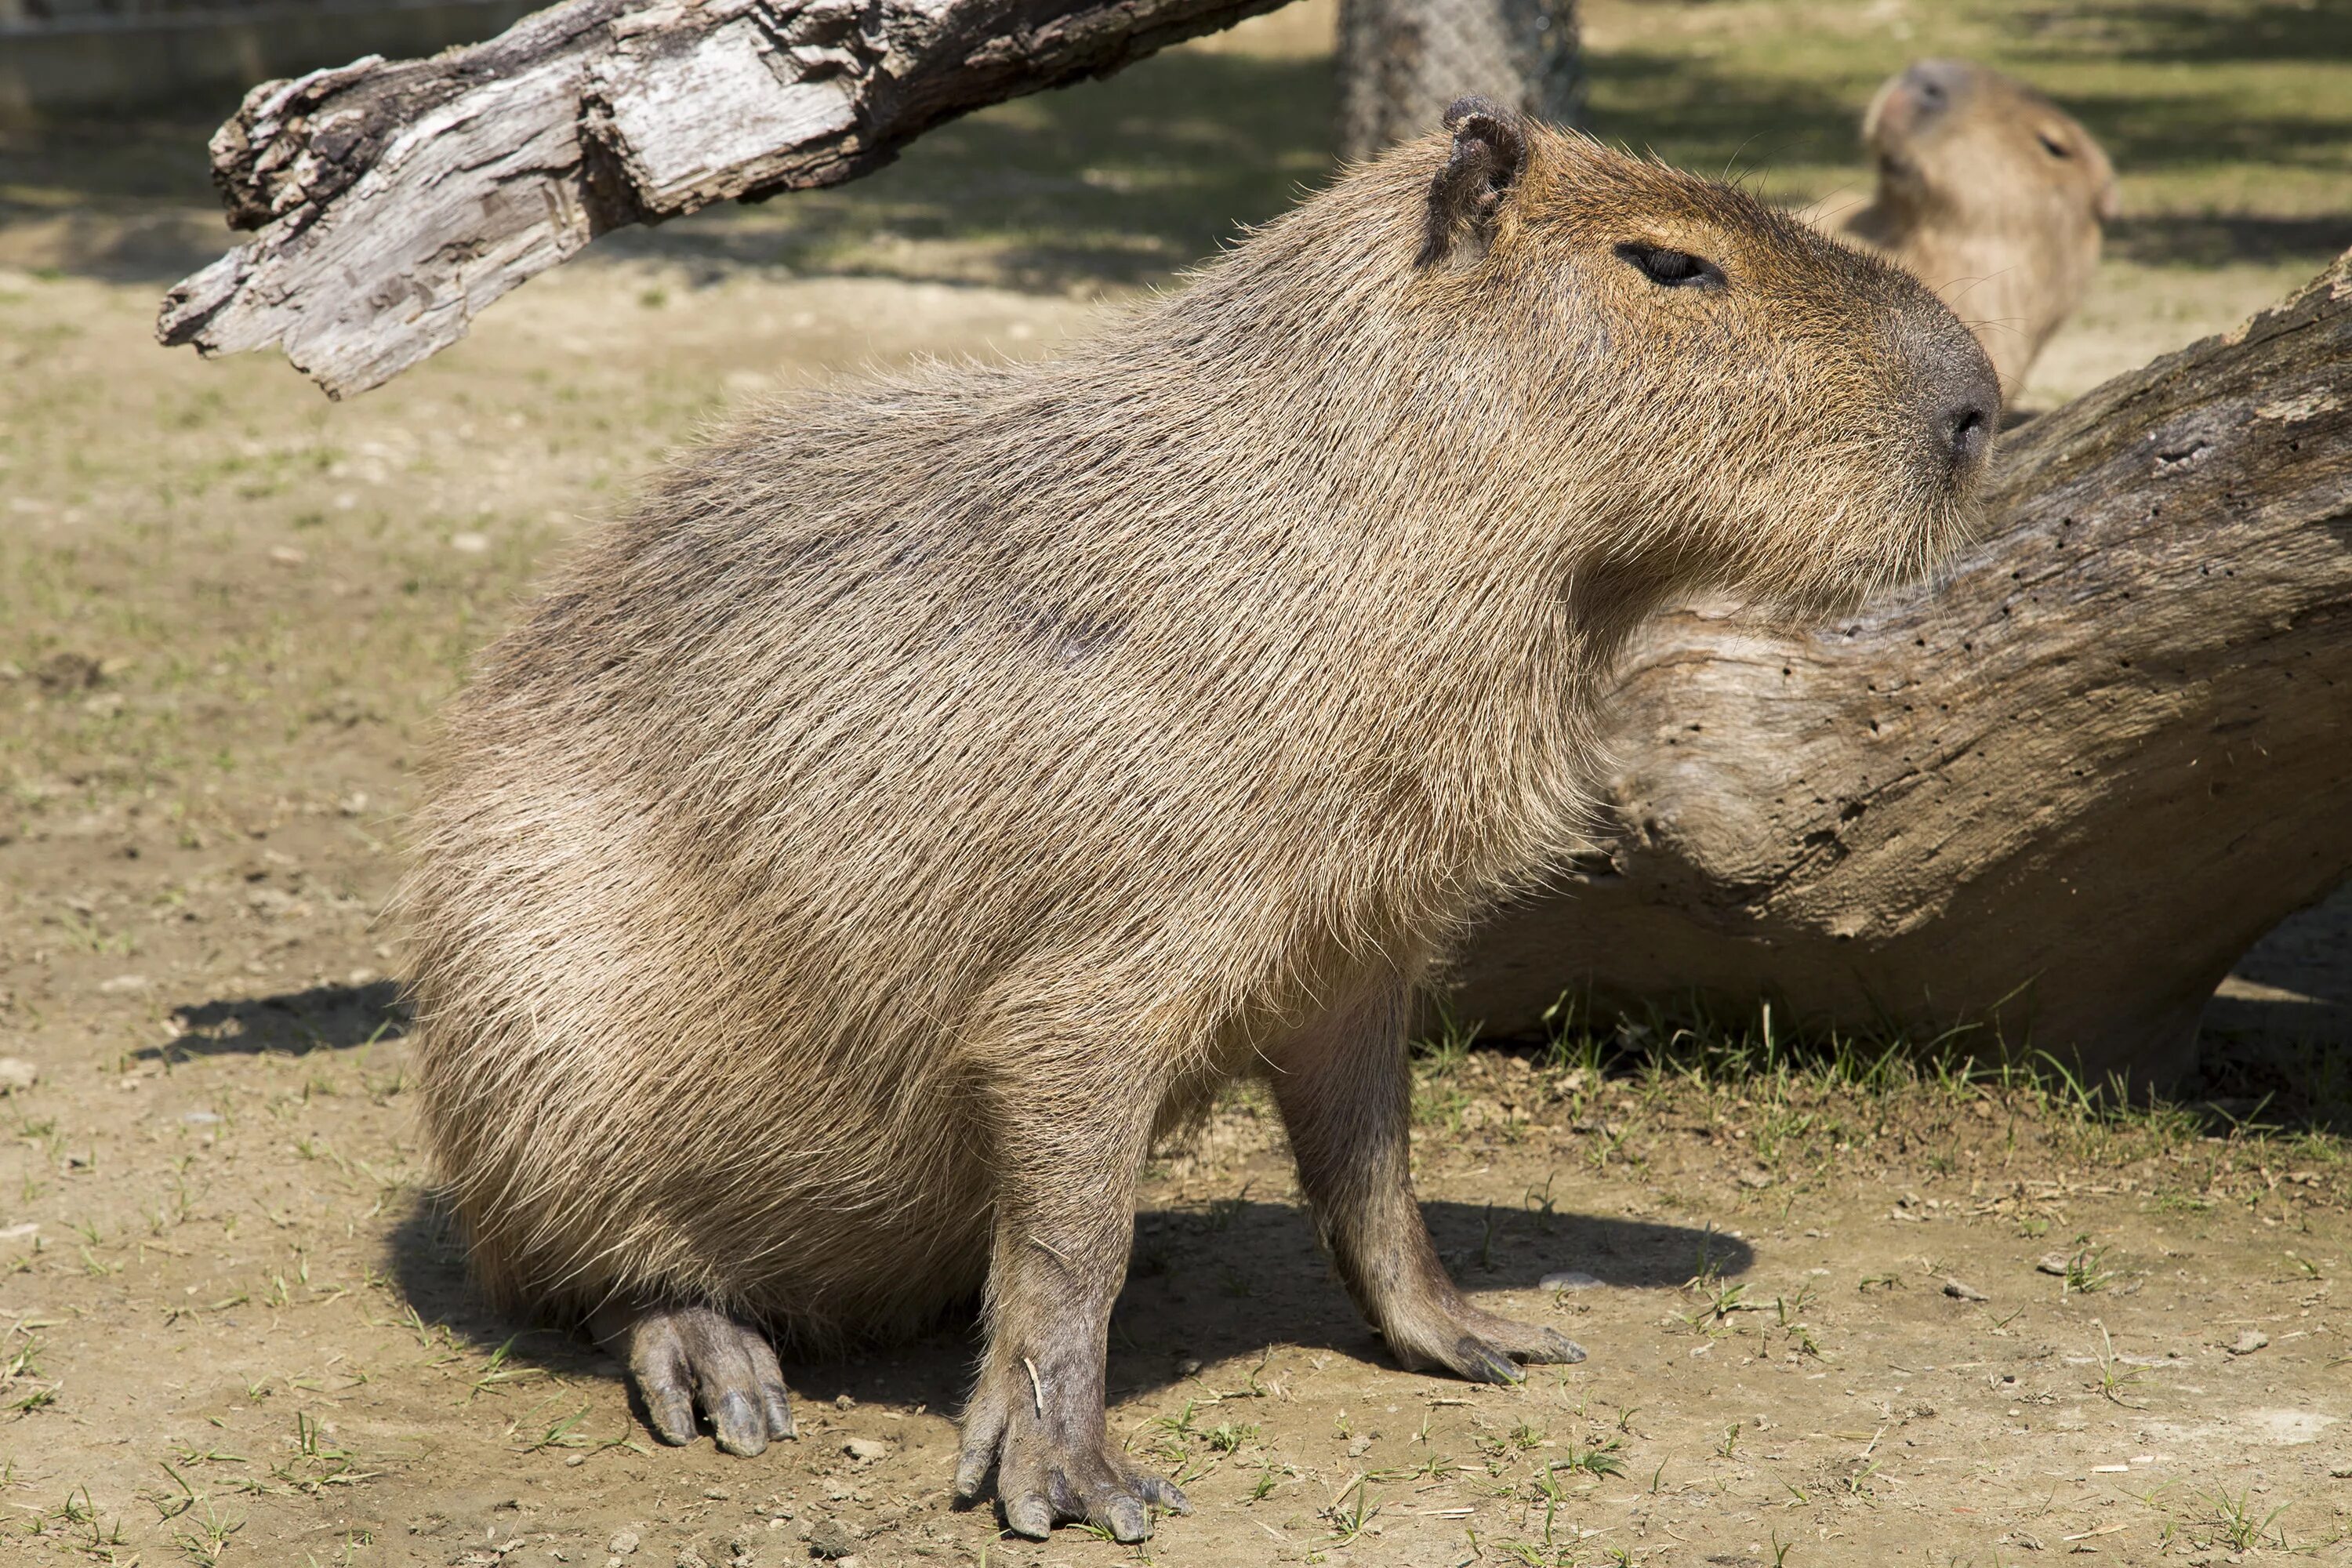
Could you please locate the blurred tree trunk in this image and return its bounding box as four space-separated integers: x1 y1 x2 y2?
1334 0 1582 162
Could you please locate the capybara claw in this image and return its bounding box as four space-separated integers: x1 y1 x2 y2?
1534 1327 1588 1364
597 1301 797 1456
1140 1473 1192 1513
644 1383 699 1446
960 1386 1182 1541
1003 1494 1054 1541
1452 1336 1527 1385
710 1389 770 1457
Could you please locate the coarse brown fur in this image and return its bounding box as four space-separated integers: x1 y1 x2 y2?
1840 59 2119 399
399 103 1996 1541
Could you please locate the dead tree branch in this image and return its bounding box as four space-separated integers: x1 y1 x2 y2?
155 0 1286 397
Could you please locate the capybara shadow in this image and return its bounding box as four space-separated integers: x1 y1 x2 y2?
147 979 409 1060
387 1195 1751 1417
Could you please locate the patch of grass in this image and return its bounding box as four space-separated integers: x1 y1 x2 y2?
2195 1484 2288 1552
1403 991 2352 1207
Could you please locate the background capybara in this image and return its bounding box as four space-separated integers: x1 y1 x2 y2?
398 100 1996 1541
1840 58 2119 399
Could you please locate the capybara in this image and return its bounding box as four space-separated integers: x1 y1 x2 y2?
401 100 1998 1541
1840 58 2118 398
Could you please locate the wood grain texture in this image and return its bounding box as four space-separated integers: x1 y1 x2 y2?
1455 250 2352 1088
154 0 1286 397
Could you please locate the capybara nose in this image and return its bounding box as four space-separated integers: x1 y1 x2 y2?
1943 394 1993 473
1903 315 2002 485
1902 61 1955 112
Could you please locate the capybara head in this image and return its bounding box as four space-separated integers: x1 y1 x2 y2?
1852 60 2117 395
1257 99 2000 617
1867 60 2119 234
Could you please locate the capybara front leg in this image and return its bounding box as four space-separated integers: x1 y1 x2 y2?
953 1059 1190 1541
593 1299 797 1457
1269 982 1586 1381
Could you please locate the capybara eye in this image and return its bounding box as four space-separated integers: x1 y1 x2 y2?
2037 132 2072 158
1613 243 1726 290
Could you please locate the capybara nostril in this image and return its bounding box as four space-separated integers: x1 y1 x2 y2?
1945 398 1992 473
1897 303 2002 489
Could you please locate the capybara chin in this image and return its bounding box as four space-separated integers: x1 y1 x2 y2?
401 99 1996 1541
1842 58 2118 399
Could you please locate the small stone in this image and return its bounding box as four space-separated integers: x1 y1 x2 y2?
1176 1357 1203 1377
675 1550 709 1568
1736 1167 1773 1189
1942 1278 1989 1302
834 1558 862 1568
608 1532 641 1555
2034 1253 2072 1276
2328 1461 2352 1479
833 1394 855 1411
269 544 307 565
843 1438 889 1463
1345 1436 1372 1457
564 1453 586 1466
97 974 150 994
0 1057 37 1093
808 1519 858 1559
1540 1269 1602 1291
2227 1330 2269 1356
702 1487 731 1501
451 532 490 554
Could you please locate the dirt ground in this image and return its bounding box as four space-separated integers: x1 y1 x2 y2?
4 0 2350 1563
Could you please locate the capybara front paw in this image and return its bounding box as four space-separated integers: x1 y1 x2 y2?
953 1378 1189 1541
597 1301 796 1457
1389 1302 1587 1384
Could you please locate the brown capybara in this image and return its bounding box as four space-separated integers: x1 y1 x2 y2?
1840 59 2119 399
399 100 1997 1542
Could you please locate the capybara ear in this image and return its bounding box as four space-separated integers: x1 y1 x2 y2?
1417 96 1531 270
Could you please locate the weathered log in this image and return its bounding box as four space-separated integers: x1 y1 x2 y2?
154 0 1286 397
1453 249 2352 1090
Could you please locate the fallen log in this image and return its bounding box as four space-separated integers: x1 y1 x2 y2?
154 0 1284 398
1454 249 2352 1090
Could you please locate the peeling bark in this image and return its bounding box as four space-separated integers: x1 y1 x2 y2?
155 0 1285 397
1454 250 2352 1090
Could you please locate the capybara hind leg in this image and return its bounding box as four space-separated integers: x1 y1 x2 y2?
953 1043 1191 1542
1268 982 1586 1381
593 1300 797 1457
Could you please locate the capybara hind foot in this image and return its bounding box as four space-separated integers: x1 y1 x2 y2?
594 1301 796 1457
954 1361 1189 1541
1385 1298 1587 1385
